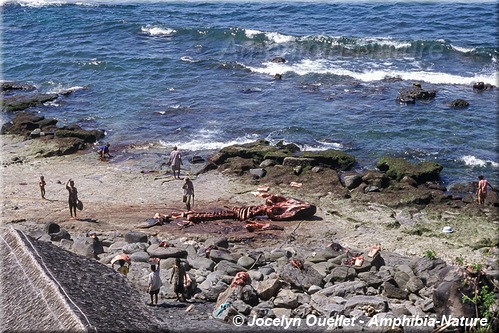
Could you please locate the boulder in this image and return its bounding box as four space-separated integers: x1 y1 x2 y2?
214 260 247 276
342 174 363 190
361 170 390 189
314 281 366 298
325 266 357 284
393 271 411 290
49 229 71 242
147 244 188 259
282 157 315 168
413 257 447 286
189 257 216 271
271 57 286 63
255 278 282 301
204 236 229 249
55 128 105 144
124 231 148 243
122 242 148 254
1 81 36 91
129 251 150 263
108 241 129 252
273 289 300 309
310 293 347 317
279 262 323 291
376 157 443 184
300 150 355 171
396 82 436 104
249 168 266 178
198 272 231 301
209 249 239 263
358 270 394 289
308 245 344 263
406 276 425 293
237 256 256 269
2 93 58 112
382 281 409 300
433 266 475 319
343 295 389 314
71 236 104 259
448 99 469 108
473 81 495 90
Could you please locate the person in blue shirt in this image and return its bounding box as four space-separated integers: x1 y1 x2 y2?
98 143 111 160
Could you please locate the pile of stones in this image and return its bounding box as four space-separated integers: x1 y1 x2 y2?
30 223 499 332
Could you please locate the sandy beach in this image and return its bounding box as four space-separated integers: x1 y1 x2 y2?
2 134 497 265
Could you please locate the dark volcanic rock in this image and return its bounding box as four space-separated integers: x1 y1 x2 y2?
473 81 495 90
376 156 443 184
55 128 105 143
279 262 324 291
448 99 469 108
2 93 59 112
1 81 36 91
396 82 436 104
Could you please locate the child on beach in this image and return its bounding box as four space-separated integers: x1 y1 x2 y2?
98 143 111 161
39 176 46 199
66 178 79 219
147 258 162 306
182 177 194 211
116 259 130 276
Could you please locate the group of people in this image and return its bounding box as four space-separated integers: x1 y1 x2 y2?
167 145 195 211
144 257 191 306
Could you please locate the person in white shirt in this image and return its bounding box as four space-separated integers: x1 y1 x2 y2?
147 258 162 305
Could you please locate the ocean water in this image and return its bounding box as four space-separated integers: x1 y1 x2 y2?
2 0 498 187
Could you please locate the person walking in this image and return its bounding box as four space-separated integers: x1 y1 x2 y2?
39 175 46 199
167 146 183 179
147 258 162 306
477 175 495 205
182 177 194 211
66 178 79 219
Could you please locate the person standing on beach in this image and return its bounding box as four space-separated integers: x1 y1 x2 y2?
182 177 194 211
167 146 183 179
147 258 162 306
39 176 46 199
477 175 495 205
66 178 79 219
170 258 189 302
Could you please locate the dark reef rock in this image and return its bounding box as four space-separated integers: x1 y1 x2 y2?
271 57 286 63
472 81 495 90
2 93 59 112
376 156 443 184
448 99 469 108
396 82 436 104
1 81 36 92
2 111 105 157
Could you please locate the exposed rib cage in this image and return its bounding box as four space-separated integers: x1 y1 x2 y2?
184 206 267 223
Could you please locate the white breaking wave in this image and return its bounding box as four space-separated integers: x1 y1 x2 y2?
247 59 498 86
141 25 176 37
461 155 499 168
244 28 296 44
46 84 86 94
180 56 200 63
159 134 260 151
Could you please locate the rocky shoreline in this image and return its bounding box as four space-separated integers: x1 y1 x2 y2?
1 131 498 332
